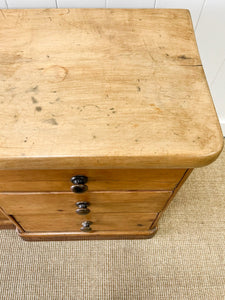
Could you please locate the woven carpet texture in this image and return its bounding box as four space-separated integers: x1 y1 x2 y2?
0 146 225 300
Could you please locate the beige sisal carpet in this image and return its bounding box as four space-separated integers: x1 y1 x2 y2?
0 146 225 300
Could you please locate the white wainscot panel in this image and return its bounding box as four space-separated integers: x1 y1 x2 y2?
107 0 155 8
210 60 225 135
6 0 56 8
57 0 106 8
155 0 205 29
196 0 225 85
0 0 7 8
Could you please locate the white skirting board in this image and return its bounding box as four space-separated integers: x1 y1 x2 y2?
220 122 225 137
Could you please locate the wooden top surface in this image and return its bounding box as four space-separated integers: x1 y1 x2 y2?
0 9 223 169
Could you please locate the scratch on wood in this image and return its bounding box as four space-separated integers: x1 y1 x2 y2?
178 55 192 60
44 118 58 125
31 97 38 104
59 8 70 15
179 64 202 67
6 87 16 92
0 10 6 19
142 39 156 62
27 86 39 93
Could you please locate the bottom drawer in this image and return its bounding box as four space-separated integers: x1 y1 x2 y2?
13 213 157 232
0 210 8 221
0 210 15 229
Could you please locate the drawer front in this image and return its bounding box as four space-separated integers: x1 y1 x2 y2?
0 191 172 215
13 213 157 232
0 169 186 192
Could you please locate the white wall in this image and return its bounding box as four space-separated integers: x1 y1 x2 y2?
1 0 225 135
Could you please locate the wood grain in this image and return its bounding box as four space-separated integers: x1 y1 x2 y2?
13 212 157 232
17 227 158 241
0 191 172 215
155 0 205 29
0 210 8 221
150 168 193 229
0 169 186 192
0 9 223 170
0 206 18 229
0 210 15 229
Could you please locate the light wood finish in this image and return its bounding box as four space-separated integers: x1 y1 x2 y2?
0 9 223 241
155 0 205 28
0 191 172 215
0 206 18 229
0 210 14 229
13 213 157 232
0 219 14 229
0 169 185 192
150 168 193 229
0 210 7 221
0 9 223 170
16 227 158 241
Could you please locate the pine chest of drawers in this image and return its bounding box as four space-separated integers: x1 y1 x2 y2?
0 8 223 241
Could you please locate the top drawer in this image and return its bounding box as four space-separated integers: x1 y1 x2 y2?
0 169 186 192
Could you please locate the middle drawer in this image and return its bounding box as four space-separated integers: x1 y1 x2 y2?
0 191 172 215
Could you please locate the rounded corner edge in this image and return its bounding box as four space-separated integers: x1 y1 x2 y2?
195 135 224 168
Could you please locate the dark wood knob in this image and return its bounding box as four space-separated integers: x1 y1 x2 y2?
80 221 93 232
70 175 88 193
76 201 90 215
71 184 88 193
71 175 88 185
